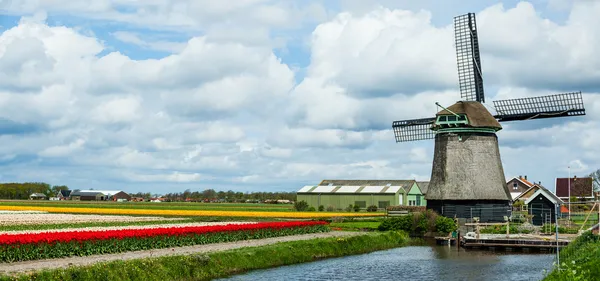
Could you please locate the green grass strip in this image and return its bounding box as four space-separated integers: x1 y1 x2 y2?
2 231 409 281
542 231 600 281
0 219 198 232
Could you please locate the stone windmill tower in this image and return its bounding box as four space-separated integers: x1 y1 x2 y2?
392 13 587 222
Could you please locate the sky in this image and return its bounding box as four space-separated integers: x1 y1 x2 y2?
0 0 599 195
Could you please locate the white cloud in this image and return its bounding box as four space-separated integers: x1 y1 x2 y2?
0 1 599 195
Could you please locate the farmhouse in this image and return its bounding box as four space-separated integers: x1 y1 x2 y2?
29 193 47 200
506 175 535 200
70 191 105 201
512 183 547 202
555 177 594 201
296 180 426 210
56 190 72 200
524 187 564 226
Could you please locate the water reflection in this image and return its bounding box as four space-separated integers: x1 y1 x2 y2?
219 241 554 281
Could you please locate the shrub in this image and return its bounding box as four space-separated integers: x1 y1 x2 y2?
386 206 426 213
307 206 316 212
345 204 353 212
353 204 360 212
294 201 309 212
326 206 335 212
435 216 457 234
318 205 324 212
366 205 378 212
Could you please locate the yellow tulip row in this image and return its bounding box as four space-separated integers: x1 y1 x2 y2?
0 205 385 218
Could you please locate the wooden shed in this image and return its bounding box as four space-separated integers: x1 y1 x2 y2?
524 188 564 226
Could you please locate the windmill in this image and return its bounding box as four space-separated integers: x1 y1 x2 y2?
391 13 586 222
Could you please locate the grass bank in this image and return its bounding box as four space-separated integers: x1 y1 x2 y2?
542 231 600 281
1 231 409 281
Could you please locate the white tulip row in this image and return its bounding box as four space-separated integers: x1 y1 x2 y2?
0 213 184 226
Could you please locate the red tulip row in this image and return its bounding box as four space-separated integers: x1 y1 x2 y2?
0 221 328 245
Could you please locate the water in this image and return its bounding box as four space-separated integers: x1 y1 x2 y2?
219 241 554 281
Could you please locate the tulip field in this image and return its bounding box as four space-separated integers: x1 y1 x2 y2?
0 200 384 276
0 200 385 218
0 217 330 262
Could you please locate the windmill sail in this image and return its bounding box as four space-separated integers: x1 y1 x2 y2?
392 117 436 142
454 13 485 103
493 92 586 122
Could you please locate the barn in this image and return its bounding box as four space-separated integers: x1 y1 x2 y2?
79 190 130 201
524 187 564 226
70 191 105 201
296 180 426 211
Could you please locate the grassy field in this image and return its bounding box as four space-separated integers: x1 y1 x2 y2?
329 221 381 231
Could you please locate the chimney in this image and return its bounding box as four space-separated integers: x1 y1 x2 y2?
524 175 527 180
519 175 522 179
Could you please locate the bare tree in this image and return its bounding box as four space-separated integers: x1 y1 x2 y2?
589 169 600 192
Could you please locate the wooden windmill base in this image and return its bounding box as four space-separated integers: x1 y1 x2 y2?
427 200 511 223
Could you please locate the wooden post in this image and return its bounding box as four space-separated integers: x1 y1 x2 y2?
506 221 510 238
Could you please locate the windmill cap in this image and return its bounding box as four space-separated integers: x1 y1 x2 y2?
436 101 502 129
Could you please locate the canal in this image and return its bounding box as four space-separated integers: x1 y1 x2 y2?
219 240 555 281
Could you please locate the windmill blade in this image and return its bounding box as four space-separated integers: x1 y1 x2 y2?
392 117 436 142
493 92 586 122
454 13 485 103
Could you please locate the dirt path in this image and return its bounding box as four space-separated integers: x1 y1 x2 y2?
0 231 366 276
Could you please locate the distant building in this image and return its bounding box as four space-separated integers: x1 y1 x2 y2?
524 188 564 226
296 180 426 210
78 190 130 201
506 175 535 200
512 183 548 202
70 191 105 201
29 193 47 200
555 177 594 201
56 190 72 200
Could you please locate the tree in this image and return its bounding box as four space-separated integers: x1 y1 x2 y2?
589 169 600 192
51 185 69 196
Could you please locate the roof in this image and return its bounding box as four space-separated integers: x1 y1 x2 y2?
508 176 535 187
318 180 415 187
435 101 501 129
30 193 47 197
78 190 126 196
70 191 105 196
297 185 406 194
525 188 564 205
59 190 72 197
555 177 594 198
416 181 429 194
512 184 543 201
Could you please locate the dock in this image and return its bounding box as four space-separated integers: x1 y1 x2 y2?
435 236 457 246
461 238 570 251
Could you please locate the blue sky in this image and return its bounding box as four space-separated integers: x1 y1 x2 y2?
0 0 598 195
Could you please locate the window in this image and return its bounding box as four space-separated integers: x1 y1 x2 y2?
438 116 447 122
513 182 518 190
447 115 457 122
458 115 467 121
354 201 366 208
409 200 417 206
378 201 390 209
